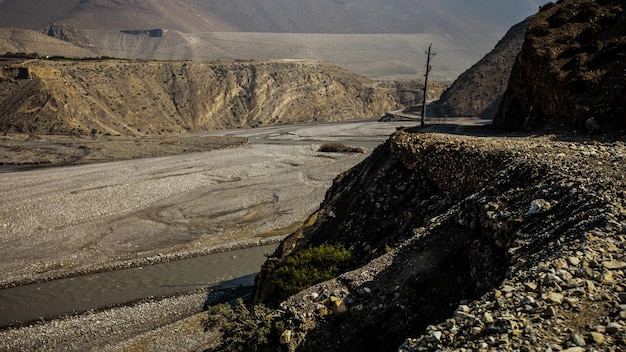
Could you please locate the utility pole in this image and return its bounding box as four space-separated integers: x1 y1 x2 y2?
421 43 436 128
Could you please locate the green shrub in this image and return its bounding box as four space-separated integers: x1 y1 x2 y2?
203 298 282 352
273 244 352 300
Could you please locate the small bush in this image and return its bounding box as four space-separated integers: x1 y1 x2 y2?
273 244 352 300
203 298 283 352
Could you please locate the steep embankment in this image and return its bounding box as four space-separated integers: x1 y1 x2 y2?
251 130 626 352
0 59 414 135
434 17 530 118
495 0 626 132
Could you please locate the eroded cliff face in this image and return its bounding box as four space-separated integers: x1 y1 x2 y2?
251 130 626 351
0 59 407 135
435 17 530 118
494 0 626 132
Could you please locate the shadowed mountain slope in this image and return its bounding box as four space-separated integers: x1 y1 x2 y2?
495 0 626 132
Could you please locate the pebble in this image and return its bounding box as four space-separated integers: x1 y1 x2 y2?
543 292 564 304
602 260 626 270
481 312 494 324
589 331 605 344
606 322 623 334
528 199 552 214
570 333 586 346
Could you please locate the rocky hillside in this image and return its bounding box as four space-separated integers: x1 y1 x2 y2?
0 59 420 135
434 17 530 118
494 0 626 132
246 129 626 352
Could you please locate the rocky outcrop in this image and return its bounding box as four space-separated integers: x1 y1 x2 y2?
0 59 413 135
434 17 530 118
494 0 626 132
252 130 626 351
46 22 93 48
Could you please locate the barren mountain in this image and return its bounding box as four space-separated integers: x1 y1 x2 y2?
0 0 547 35
0 58 440 135
434 17 531 118
0 0 549 81
0 28 94 58
0 0 235 33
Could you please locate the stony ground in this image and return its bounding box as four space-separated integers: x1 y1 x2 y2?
399 132 626 351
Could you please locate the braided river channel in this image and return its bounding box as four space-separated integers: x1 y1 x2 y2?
0 244 277 327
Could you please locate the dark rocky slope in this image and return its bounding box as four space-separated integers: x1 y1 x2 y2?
434 17 530 118
494 0 626 132
250 130 626 352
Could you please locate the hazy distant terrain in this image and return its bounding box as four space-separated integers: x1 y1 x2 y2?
0 0 549 80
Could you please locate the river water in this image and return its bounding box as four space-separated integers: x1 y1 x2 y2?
0 244 277 327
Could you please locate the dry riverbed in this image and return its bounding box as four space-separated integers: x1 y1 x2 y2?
0 119 421 350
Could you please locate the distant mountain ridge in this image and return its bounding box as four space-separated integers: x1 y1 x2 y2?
0 0 548 35
0 0 549 81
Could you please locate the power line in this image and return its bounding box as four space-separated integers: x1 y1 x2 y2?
421 43 436 127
